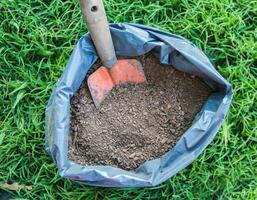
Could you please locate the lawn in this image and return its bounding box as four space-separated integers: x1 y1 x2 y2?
0 0 256 199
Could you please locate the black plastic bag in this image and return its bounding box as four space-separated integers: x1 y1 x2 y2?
45 23 233 187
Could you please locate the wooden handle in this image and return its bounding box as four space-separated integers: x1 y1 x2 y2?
80 0 117 68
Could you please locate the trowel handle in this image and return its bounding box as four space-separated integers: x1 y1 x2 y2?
80 0 117 68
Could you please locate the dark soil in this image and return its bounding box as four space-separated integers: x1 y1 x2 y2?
68 54 211 170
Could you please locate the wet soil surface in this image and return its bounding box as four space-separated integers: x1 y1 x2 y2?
68 54 211 170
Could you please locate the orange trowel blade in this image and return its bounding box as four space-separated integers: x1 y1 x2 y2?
87 59 146 108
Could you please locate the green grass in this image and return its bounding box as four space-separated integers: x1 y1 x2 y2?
0 0 256 199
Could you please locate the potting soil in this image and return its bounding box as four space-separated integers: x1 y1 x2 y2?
68 54 211 170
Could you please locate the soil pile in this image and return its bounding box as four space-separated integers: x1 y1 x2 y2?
68 54 211 170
